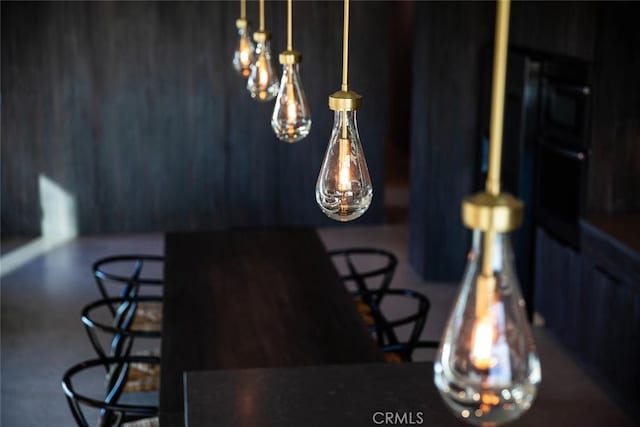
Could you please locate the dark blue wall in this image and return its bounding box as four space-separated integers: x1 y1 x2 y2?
1 1 390 235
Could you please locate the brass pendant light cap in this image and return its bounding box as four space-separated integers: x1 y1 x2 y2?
462 192 524 232
328 90 362 111
236 18 249 29
279 50 302 65
253 31 271 43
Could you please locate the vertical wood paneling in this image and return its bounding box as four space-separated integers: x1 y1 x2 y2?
1 1 389 235
588 2 640 214
510 1 597 61
409 1 493 281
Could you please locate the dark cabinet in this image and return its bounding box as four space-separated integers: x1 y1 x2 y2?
534 227 583 352
535 226 640 412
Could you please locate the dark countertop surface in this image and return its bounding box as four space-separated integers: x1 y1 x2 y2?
184 330 637 427
581 213 640 284
583 213 640 255
185 363 465 427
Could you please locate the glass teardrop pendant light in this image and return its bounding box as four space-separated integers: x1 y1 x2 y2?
434 228 541 425
232 0 254 78
247 0 279 101
271 0 311 142
434 1 540 425
315 0 372 221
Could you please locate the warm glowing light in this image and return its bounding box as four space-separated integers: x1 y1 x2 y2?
316 110 372 222
286 100 297 123
471 317 495 370
338 138 352 192
258 58 269 87
239 37 251 66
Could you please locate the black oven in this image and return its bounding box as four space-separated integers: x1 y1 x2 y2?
536 139 588 248
535 60 591 249
540 77 590 148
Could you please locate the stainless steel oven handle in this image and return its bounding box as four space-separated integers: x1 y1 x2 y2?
542 78 590 96
539 140 587 161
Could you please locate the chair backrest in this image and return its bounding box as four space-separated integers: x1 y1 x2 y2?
357 288 436 362
92 256 164 316
328 248 398 297
82 296 162 366
61 356 160 427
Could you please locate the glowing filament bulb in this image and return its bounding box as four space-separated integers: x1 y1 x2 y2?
258 56 269 87
247 32 279 102
434 230 540 426
338 138 352 192
471 317 495 370
272 61 311 142
316 109 372 221
233 20 255 78
471 274 497 370
239 37 251 66
286 85 298 122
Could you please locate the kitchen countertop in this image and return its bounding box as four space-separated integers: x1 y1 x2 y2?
184 329 636 427
580 213 640 285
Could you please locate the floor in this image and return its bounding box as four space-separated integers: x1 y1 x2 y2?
0 226 635 426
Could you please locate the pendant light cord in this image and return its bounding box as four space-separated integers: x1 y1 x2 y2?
486 0 510 197
341 0 349 92
240 0 246 19
259 0 265 32
287 0 293 50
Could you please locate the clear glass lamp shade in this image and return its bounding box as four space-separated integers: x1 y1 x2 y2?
271 64 311 142
247 40 279 101
232 27 254 78
434 230 541 426
315 110 372 222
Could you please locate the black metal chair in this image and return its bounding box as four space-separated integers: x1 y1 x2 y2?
357 288 440 363
328 248 398 298
82 296 162 364
62 356 160 427
92 255 164 317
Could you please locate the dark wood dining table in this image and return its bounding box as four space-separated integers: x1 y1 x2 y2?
159 228 383 425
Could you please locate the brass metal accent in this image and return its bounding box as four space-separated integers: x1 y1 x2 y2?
236 18 248 29
486 0 510 197
327 0 360 111
341 0 350 92
462 192 523 233
475 274 496 318
253 30 271 43
287 0 293 51
259 0 265 31
328 90 362 111
279 50 301 65
240 0 246 20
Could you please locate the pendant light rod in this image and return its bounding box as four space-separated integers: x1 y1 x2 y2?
482 230 495 277
485 0 510 197
341 0 350 92
259 0 265 31
481 0 510 284
287 0 293 50
240 0 246 19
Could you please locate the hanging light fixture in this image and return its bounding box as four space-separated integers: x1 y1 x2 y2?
271 0 311 142
315 0 372 221
232 0 254 78
433 1 541 425
247 0 279 101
